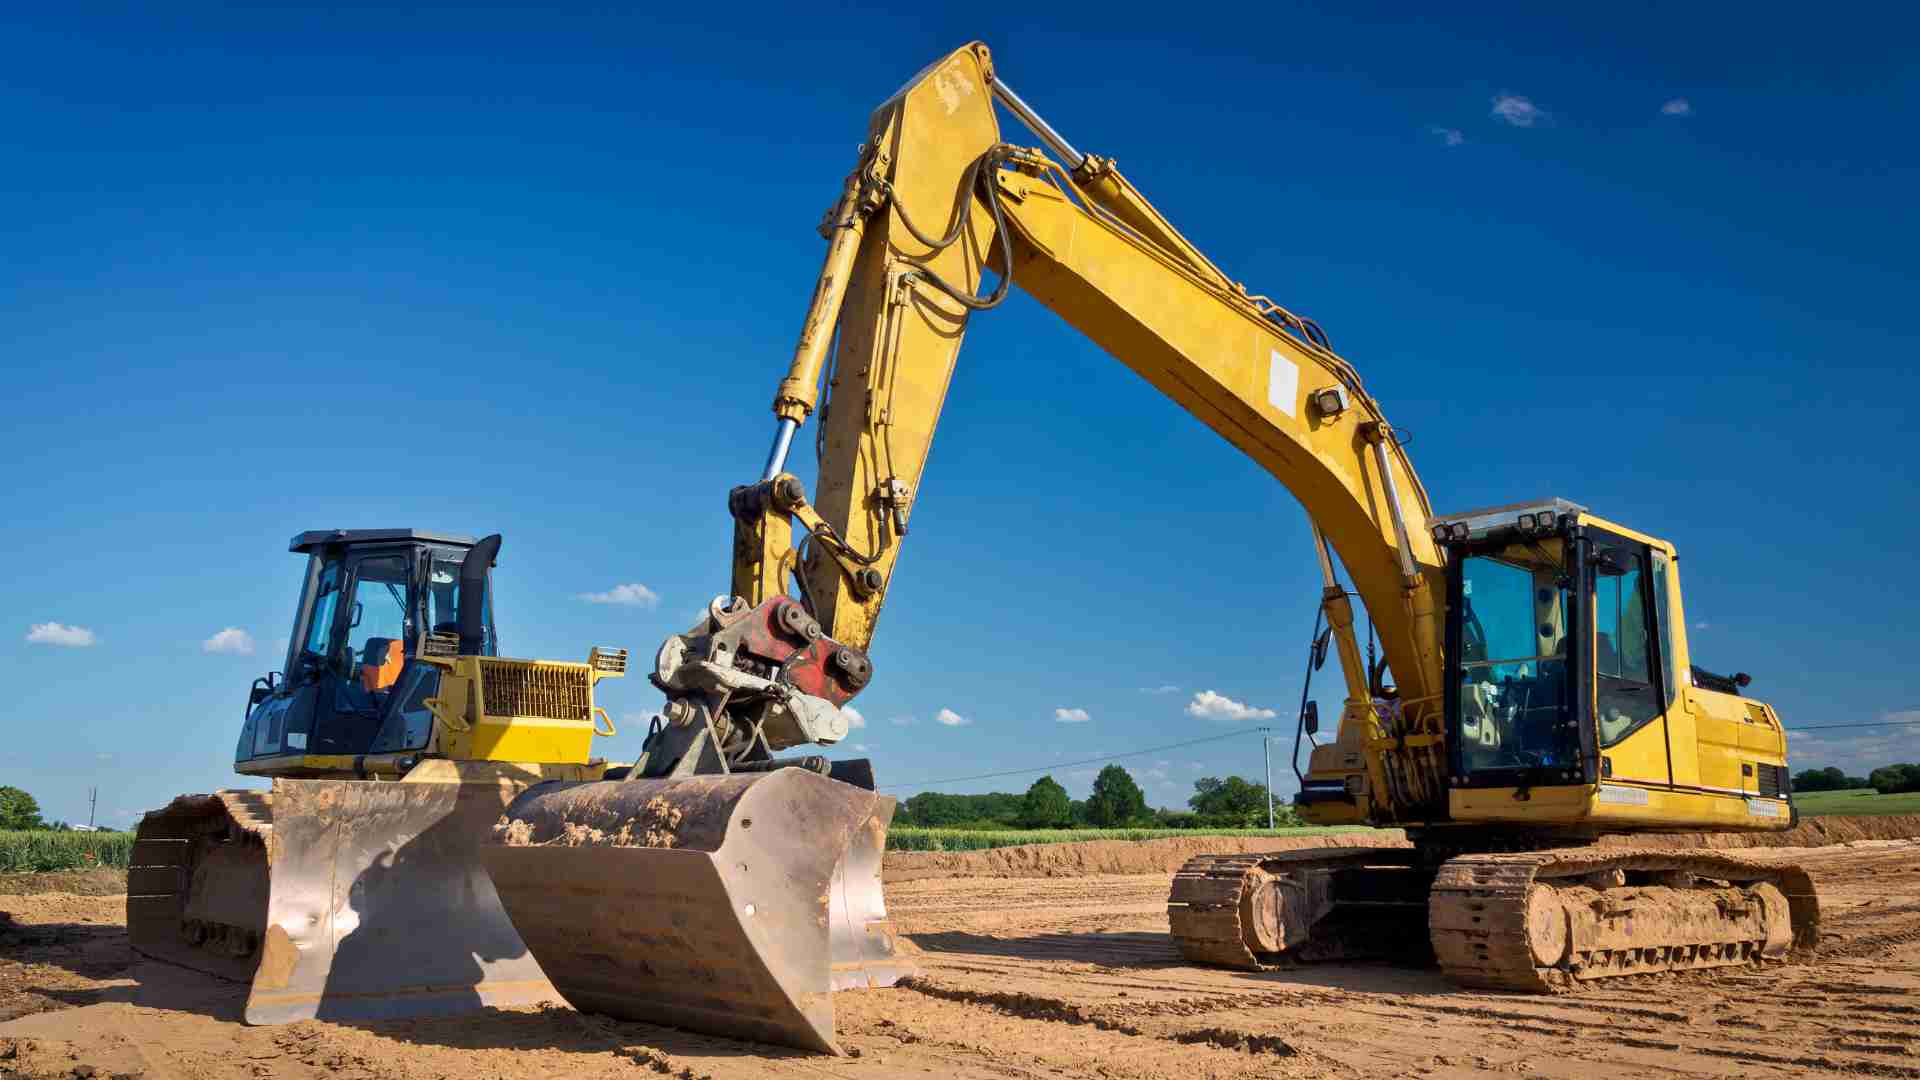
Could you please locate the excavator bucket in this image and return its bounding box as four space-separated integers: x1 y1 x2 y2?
128 763 563 1023
482 769 914 1055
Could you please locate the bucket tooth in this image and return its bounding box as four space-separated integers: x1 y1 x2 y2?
483 769 916 1055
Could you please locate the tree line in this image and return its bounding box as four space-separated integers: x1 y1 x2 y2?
895 765 1301 829
1792 765 1920 795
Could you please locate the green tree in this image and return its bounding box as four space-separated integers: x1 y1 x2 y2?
0 786 44 830
1869 764 1920 795
1188 776 1271 827
899 791 1024 827
1017 775 1072 828
1085 765 1149 827
1792 766 1869 792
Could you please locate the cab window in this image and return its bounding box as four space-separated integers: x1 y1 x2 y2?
1594 544 1660 745
1649 550 1679 709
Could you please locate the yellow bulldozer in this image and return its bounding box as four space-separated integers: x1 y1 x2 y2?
129 529 907 1037
139 40 1819 1058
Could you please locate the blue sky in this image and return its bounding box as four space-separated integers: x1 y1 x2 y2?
3 4 1915 828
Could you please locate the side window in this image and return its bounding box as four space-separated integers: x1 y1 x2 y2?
304 561 344 657
1650 551 1679 708
1595 545 1660 746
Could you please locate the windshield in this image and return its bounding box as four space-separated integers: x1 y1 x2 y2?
1455 541 1578 777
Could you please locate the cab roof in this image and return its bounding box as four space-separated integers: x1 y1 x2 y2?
288 529 479 554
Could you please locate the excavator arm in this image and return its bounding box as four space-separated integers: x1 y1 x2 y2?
717 42 1447 819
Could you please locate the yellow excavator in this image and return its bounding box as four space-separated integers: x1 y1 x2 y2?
482 39 1817 1051
138 41 1819 1057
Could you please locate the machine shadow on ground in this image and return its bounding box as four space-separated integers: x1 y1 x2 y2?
908 929 1450 996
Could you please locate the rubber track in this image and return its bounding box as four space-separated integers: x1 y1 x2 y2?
1429 847 1821 992
1167 846 1413 970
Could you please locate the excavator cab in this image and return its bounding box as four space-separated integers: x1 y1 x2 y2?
1433 499 1793 832
235 529 498 775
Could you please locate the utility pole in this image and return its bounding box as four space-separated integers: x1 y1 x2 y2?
87 786 97 830
1256 725 1274 829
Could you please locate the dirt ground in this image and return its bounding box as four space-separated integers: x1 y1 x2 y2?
3 838 1917 1080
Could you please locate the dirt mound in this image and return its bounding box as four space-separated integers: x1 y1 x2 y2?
1603 813 1920 849
883 830 1406 883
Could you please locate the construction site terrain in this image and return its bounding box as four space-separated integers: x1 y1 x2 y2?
2 820 1917 1080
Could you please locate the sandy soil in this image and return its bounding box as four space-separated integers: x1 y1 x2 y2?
3 838 1917 1080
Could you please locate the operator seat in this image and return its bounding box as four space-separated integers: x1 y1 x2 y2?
360 638 405 693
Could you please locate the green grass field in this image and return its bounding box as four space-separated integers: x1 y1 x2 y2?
886 824 1382 852
0 830 135 873
1789 788 1920 816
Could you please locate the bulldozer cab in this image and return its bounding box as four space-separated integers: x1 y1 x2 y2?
235 529 497 775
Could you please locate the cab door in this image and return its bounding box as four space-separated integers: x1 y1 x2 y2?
307 550 414 754
1590 537 1671 787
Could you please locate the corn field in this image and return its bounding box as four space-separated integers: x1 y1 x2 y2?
886 825 1373 852
0 830 135 873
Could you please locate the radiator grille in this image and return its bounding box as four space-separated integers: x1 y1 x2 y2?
478 659 591 722
1755 763 1785 798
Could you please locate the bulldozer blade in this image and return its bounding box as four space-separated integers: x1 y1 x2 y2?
244 770 561 1024
483 769 915 1055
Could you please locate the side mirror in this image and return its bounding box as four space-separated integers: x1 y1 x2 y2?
1311 627 1332 671
1302 700 1320 735
349 600 364 629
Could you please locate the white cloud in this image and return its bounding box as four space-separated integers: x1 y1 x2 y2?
1660 98 1693 117
935 708 972 727
1186 690 1277 722
26 622 96 647
1693 621 1711 631
1429 125 1465 147
579 583 660 608
843 706 866 730
1139 684 1180 695
202 627 255 655
1783 713 1920 776
851 742 868 752
622 710 662 727
890 714 916 727
1054 707 1091 723
1490 94 1549 127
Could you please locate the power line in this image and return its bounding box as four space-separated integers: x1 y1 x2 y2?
878 727 1269 791
1787 718 1920 733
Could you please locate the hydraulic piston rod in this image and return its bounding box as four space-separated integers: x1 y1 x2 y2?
989 78 1085 171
